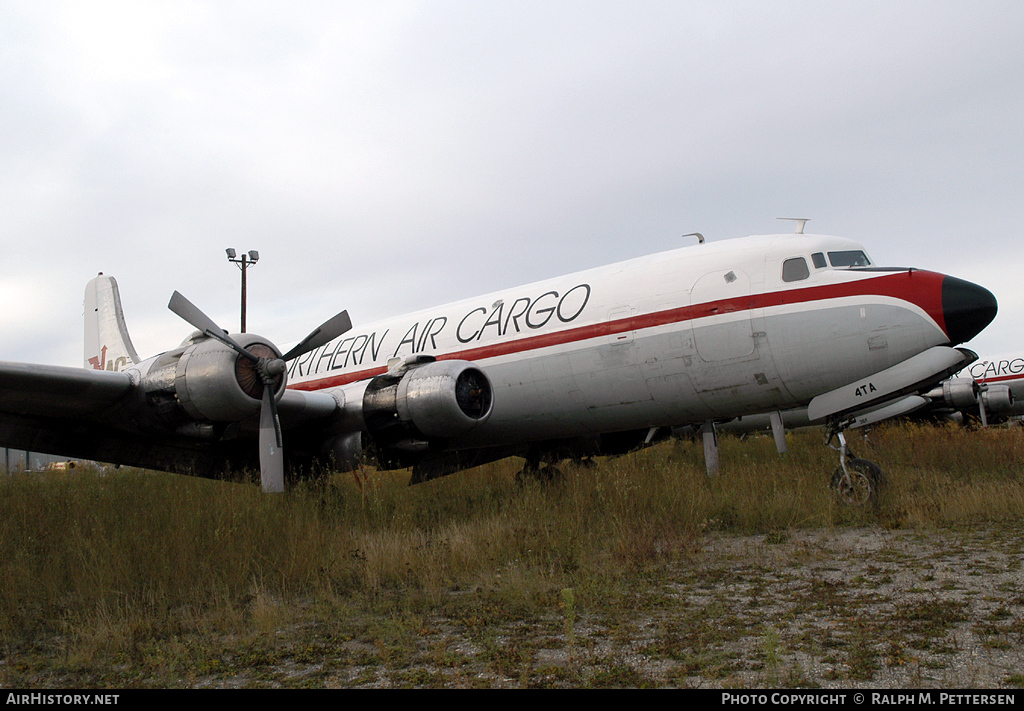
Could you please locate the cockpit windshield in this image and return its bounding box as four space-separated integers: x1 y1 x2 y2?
827 250 871 268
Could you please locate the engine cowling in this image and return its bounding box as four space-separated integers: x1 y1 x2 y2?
145 333 287 423
362 360 493 448
928 379 1014 415
923 378 1015 419
981 384 1014 414
938 379 981 409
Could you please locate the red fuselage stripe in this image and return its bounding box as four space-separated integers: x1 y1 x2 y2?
976 374 1024 385
289 270 947 391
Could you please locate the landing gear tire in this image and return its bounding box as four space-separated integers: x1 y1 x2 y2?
830 458 885 506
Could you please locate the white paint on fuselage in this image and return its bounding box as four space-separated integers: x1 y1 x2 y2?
963 353 1024 384
287 233 949 446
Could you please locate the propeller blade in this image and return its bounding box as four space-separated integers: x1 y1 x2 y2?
168 291 351 494
259 386 285 493
280 311 353 362
168 291 257 362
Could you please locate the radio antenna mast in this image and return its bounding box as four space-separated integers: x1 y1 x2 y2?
777 218 810 234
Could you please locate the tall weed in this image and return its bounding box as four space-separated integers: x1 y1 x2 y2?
2 422 1022 665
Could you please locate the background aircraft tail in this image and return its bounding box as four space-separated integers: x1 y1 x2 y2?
84 274 140 371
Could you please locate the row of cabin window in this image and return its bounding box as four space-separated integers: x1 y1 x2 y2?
782 250 871 283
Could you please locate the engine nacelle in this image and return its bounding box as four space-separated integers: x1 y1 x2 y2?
938 379 980 409
149 333 286 423
362 360 493 447
981 384 1014 414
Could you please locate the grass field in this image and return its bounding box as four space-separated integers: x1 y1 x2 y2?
2 422 1023 688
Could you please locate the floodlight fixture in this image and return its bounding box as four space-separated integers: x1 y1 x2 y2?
225 247 261 333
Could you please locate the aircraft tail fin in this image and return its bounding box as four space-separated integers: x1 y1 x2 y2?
84 274 140 371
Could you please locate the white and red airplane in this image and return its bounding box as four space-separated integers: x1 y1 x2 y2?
0 224 998 502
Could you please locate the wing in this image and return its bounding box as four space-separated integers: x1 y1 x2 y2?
0 361 133 417
1 280 491 491
0 359 342 480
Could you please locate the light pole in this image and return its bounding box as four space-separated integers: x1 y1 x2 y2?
226 248 259 333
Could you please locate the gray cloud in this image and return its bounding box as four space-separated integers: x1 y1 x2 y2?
1 1 1022 365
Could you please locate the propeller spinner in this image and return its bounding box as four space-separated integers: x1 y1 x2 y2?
168 291 352 492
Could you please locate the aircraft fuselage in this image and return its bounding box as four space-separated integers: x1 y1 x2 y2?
284 233 974 448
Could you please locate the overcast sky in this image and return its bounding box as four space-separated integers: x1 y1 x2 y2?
2 0 1022 367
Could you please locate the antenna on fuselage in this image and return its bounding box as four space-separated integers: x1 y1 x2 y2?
682 232 705 244
777 217 810 234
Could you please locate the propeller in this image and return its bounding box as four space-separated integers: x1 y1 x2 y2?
168 291 352 492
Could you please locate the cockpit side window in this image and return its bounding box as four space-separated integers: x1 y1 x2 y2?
828 250 871 267
811 252 827 269
782 257 810 282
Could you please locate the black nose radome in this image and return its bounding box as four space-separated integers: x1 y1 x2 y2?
942 276 997 344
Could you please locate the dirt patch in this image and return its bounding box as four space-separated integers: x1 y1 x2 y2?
11 526 1024 688
254 527 1024 688
670 527 1024 687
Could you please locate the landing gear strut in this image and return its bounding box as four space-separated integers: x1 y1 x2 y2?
826 426 886 506
515 449 563 484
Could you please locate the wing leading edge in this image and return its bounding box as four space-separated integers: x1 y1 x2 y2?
0 361 133 417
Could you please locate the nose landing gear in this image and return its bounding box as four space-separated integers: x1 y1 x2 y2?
827 427 886 506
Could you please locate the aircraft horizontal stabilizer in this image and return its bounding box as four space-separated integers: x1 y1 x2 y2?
807 346 974 422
